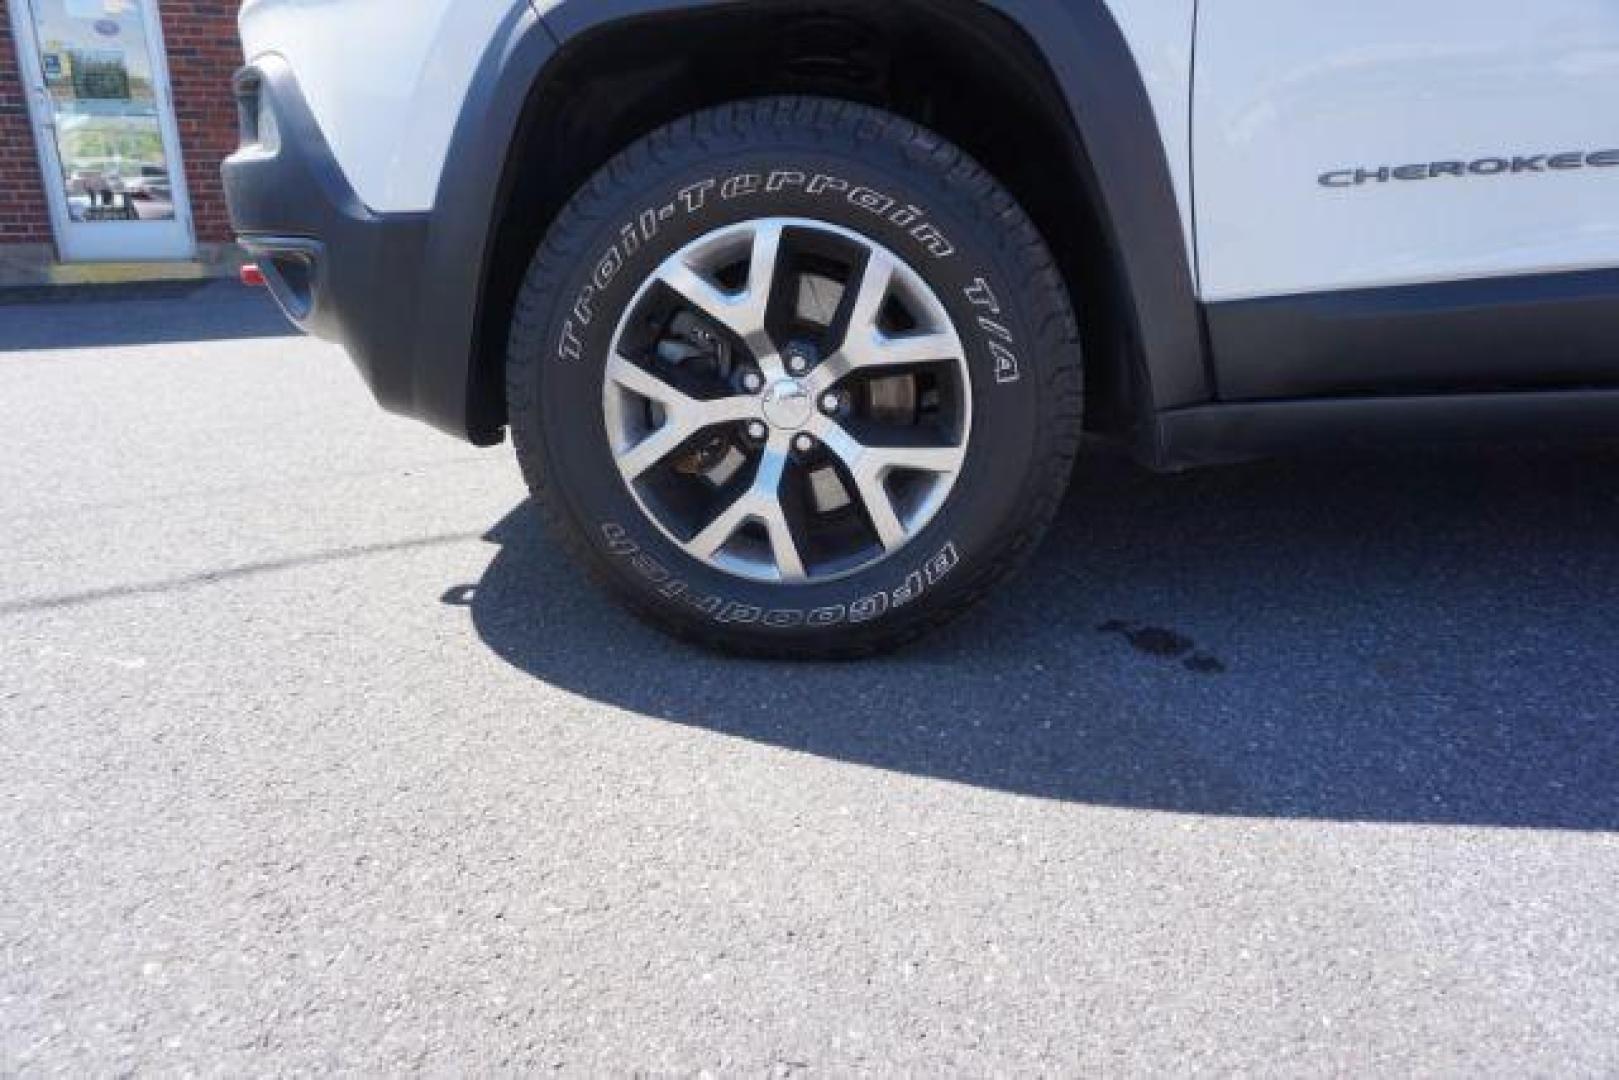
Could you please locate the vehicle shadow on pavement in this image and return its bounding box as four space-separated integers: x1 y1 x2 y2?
0 281 299 350
466 444 1619 831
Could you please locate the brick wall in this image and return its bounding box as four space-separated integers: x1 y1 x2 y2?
159 0 241 245
0 0 52 245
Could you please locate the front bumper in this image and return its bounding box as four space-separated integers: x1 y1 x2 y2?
222 57 482 440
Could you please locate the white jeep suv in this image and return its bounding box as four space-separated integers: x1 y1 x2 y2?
224 0 1619 656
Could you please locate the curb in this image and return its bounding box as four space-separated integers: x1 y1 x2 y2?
0 243 248 288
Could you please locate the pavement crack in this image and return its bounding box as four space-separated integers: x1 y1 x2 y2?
0 530 486 617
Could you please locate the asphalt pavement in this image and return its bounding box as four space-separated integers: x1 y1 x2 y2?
2 282 1616 1074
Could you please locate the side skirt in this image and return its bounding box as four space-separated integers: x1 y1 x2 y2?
1156 389 1619 470
1205 269 1619 402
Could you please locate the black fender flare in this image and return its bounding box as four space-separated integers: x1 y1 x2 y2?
428 0 1208 445
415 3 557 444
980 1 1208 416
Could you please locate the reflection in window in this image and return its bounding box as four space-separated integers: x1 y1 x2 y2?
68 49 132 100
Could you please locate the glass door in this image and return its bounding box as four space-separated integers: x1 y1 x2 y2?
12 0 194 261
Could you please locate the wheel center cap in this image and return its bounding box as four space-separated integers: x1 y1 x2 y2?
760 378 814 430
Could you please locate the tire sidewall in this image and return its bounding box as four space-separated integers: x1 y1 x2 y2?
521 136 1055 645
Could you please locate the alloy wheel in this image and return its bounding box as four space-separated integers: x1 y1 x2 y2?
603 218 973 584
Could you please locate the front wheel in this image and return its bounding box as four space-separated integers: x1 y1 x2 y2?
507 97 1082 658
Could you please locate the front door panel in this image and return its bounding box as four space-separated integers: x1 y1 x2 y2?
1194 0 1619 303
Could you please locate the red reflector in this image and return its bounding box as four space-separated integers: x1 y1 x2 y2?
240 264 267 287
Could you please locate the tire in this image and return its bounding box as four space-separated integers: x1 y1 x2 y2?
506 97 1082 659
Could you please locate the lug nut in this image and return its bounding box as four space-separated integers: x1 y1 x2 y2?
793 433 816 454
786 354 809 375
746 420 769 441
741 371 763 394
820 392 841 415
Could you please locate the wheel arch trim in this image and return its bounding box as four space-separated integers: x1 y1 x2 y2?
429 0 1211 446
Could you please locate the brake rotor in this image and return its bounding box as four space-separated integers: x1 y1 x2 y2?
865 374 919 426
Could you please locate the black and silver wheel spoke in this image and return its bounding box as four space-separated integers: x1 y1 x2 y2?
809 415 967 552
604 353 756 480
808 247 966 393
684 436 807 583
651 221 786 368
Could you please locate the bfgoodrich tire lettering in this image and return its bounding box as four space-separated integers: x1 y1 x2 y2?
507 97 1082 658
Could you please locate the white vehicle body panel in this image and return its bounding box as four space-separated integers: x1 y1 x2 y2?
237 0 521 213
236 0 1619 303
1194 0 1619 302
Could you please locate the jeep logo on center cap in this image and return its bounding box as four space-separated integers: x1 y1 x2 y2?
761 379 814 430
